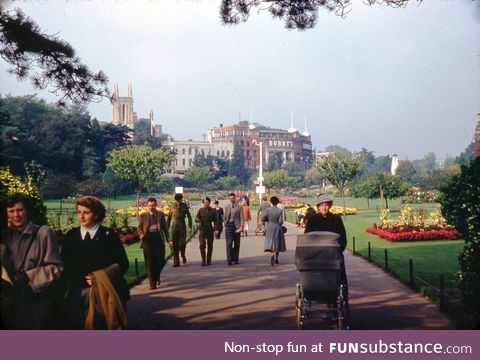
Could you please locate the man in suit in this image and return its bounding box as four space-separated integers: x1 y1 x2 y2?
137 197 170 290
223 192 244 265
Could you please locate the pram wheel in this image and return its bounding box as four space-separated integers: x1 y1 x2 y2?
295 284 304 330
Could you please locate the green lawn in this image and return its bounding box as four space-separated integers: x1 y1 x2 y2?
289 196 465 299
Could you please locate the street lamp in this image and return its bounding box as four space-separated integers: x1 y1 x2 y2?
252 139 264 204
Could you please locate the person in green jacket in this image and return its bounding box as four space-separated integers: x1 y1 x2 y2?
195 197 216 266
167 193 192 267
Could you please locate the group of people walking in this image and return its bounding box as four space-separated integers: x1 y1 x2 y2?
1 190 347 330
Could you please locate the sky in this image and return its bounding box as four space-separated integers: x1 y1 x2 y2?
1 0 479 161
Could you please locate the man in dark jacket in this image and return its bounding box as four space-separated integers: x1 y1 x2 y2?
195 197 216 266
167 193 192 267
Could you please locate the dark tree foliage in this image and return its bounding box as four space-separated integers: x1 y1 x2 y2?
0 7 109 107
0 95 132 181
440 157 480 312
229 143 250 183
266 151 283 171
220 0 418 30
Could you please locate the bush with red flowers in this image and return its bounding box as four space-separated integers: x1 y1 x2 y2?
113 226 140 245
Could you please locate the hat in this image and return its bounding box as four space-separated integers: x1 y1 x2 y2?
316 194 333 206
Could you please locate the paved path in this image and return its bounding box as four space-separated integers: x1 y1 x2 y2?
127 207 453 330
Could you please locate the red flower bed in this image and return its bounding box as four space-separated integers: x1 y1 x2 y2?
366 227 460 242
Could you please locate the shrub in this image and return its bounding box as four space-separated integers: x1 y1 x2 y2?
76 179 111 197
40 174 77 199
0 168 46 226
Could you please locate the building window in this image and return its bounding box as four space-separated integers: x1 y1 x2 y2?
188 148 192 155
182 148 185 155
182 159 185 166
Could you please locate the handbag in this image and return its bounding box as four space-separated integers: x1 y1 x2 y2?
281 225 287 234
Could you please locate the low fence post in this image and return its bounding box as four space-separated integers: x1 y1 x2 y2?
368 242 371 262
134 258 139 282
409 259 414 288
439 274 445 309
352 236 356 255
384 249 389 273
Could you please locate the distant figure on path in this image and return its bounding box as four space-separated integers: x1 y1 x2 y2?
138 197 170 290
223 192 244 265
241 199 251 236
195 197 216 266
213 200 224 239
167 193 192 267
257 195 270 224
262 196 286 266
1 194 63 329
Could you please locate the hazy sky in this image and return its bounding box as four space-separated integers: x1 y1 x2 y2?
1 0 479 160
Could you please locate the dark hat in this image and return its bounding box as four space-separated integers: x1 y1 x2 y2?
316 194 333 206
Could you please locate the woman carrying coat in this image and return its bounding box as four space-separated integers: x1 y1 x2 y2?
60 196 129 329
261 196 286 266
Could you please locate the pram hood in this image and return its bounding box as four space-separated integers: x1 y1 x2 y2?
295 231 343 271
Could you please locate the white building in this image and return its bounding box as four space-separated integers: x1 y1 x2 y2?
168 139 234 173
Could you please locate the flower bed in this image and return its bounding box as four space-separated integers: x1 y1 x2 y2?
279 196 305 209
294 205 357 216
367 205 459 242
366 226 459 242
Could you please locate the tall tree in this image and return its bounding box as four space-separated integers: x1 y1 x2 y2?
395 159 417 184
440 157 480 310
184 166 213 191
107 145 174 215
229 143 249 184
266 151 283 171
220 0 420 30
316 152 365 216
0 7 109 107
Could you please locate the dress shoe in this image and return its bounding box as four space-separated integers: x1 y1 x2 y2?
227 262 232 266
149 285 157 290
182 256 187 264
201 262 206 266
275 259 279 264
173 263 180 267
270 255 275 266
207 261 211 266
156 280 161 285
234 260 239 265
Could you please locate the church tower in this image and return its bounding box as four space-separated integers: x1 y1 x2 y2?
112 83 136 128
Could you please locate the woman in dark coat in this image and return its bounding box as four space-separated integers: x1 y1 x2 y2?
261 196 286 266
304 194 346 251
305 194 348 291
60 196 129 329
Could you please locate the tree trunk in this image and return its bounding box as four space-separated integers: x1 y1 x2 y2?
367 197 370 209
341 188 347 221
380 187 384 212
385 197 389 209
136 190 141 219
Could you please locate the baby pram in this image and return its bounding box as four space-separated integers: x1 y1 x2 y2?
294 231 349 330
254 214 266 236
